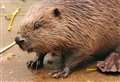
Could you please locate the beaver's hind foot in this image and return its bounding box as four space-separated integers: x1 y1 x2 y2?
97 52 120 72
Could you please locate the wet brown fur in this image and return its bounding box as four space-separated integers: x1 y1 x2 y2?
19 0 120 61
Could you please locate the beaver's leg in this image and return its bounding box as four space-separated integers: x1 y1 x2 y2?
43 52 63 70
27 52 45 70
97 46 120 72
50 51 88 78
43 51 65 77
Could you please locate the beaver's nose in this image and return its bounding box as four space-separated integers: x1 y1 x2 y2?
15 35 25 44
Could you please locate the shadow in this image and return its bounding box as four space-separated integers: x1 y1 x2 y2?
97 69 120 76
73 49 120 76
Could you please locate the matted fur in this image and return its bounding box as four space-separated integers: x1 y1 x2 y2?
18 0 120 55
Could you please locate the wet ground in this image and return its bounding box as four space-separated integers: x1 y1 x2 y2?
0 0 120 82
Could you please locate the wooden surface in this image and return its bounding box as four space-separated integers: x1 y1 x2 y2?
0 0 120 82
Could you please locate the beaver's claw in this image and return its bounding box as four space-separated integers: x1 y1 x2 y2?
27 58 43 70
97 52 120 72
49 67 70 78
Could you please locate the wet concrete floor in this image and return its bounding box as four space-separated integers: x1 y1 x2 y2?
0 0 120 82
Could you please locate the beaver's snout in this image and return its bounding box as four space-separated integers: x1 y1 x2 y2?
15 35 26 45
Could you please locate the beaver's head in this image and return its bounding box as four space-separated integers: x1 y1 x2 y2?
15 2 71 53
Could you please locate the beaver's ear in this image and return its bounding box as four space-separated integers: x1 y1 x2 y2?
53 8 61 17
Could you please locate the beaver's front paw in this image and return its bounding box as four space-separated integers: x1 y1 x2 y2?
27 58 43 70
97 52 120 72
48 67 70 78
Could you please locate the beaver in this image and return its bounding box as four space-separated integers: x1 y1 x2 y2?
43 52 63 70
15 0 120 78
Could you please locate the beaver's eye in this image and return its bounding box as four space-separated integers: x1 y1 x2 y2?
34 21 42 30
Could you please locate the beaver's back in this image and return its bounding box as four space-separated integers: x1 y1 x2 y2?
23 0 120 54
56 0 120 54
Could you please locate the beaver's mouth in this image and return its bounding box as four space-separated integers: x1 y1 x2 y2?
17 43 34 52
27 48 34 53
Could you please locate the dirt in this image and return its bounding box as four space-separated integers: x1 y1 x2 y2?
0 0 120 82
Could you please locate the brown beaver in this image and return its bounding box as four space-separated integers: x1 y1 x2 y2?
15 0 120 78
